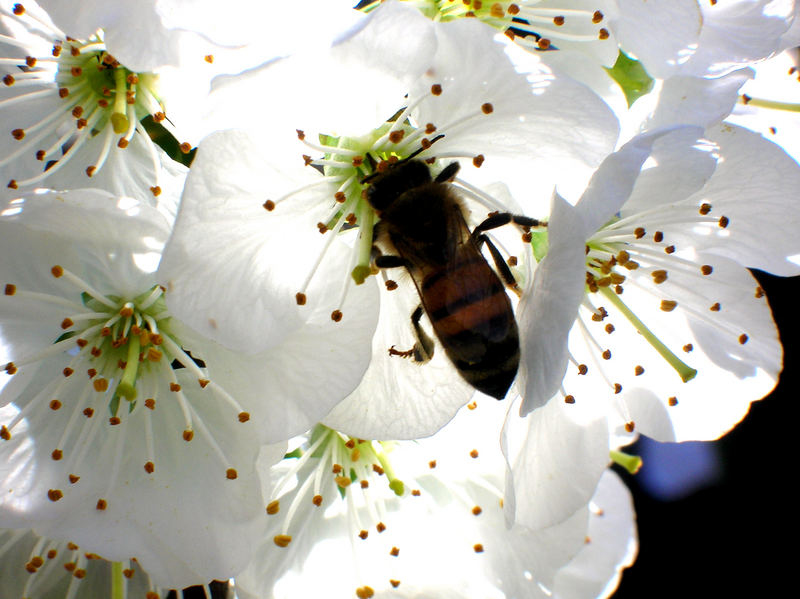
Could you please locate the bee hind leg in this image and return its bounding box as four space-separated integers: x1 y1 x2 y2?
388 305 434 363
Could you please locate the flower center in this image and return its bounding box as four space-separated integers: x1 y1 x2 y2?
1 3 168 194
267 426 407 549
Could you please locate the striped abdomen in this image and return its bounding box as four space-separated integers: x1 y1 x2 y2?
419 255 519 399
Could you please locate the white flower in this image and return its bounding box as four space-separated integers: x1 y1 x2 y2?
161 0 619 440
505 123 800 530
235 398 637 599
0 188 376 587
0 1 190 203
0 525 174 599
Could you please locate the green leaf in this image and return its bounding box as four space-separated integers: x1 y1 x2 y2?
605 51 654 108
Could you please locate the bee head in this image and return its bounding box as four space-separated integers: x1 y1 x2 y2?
364 160 433 212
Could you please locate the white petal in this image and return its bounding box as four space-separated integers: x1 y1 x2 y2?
691 122 800 276
159 129 339 354
553 471 637 599
645 69 754 130
518 195 587 415
611 0 702 79
503 395 610 530
322 278 475 440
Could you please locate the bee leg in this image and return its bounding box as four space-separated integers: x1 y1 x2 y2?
434 161 460 183
472 212 544 236
374 255 408 269
476 233 522 298
388 305 435 363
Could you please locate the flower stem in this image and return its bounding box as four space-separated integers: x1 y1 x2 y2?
111 561 125 599
600 287 697 382
740 95 800 112
610 449 642 474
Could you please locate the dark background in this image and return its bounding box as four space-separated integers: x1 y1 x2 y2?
614 270 797 598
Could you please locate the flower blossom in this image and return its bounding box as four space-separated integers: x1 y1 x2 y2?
505 123 800 530
160 0 619 441
0 188 377 587
235 397 637 599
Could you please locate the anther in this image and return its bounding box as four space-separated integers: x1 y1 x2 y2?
335 476 351 488
635 365 644 376
11 128 24 140
537 38 551 49
553 16 565 25
145 398 155 409
3 74 15 86
651 270 668 284
474 544 484 553
331 310 343 322
472 154 485 167
429 460 437 469
578 364 588 375
179 142 192 154
660 300 677 312
701 265 713 275
183 429 194 441
634 227 645 239
472 506 482 515
699 203 711 215
388 130 405 143
593 10 604 22
683 343 693 352
564 394 575 404
710 302 721 312
267 500 280 514
0 425 9 440
48 489 63 501
614 383 622 394
169 382 181 392
52 449 63 460
274 535 292 547
602 349 611 360
226 468 238 480
376 522 386 533
481 103 494 114
431 84 443 95
605 324 615 334
312 494 323 506
238 412 250 423
83 408 94 417
739 334 749 345
150 186 161 197
390 547 400 556
50 399 62 410
470 449 479 458
356 587 375 599
385 280 398 290
4 284 16 296
653 231 664 243
109 417 120 425
425 123 436 134
144 462 154 473
96 499 108 510
51 265 64 278
668 397 678 406
359 530 369 539
296 292 307 305
718 216 729 228
664 245 675 254
625 421 635 433
598 29 610 40
508 4 520 15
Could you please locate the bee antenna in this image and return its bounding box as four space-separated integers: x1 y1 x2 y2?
403 134 445 162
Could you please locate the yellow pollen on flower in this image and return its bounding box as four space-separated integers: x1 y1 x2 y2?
273 534 292 548
267 500 280 515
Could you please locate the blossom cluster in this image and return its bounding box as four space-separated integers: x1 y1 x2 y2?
1 1 798 598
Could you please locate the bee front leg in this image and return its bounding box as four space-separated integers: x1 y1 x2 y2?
476 234 523 298
388 305 435 364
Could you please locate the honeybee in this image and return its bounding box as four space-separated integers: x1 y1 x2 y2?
364 150 539 400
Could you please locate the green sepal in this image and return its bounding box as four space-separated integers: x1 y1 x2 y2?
530 231 549 263
605 51 655 107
